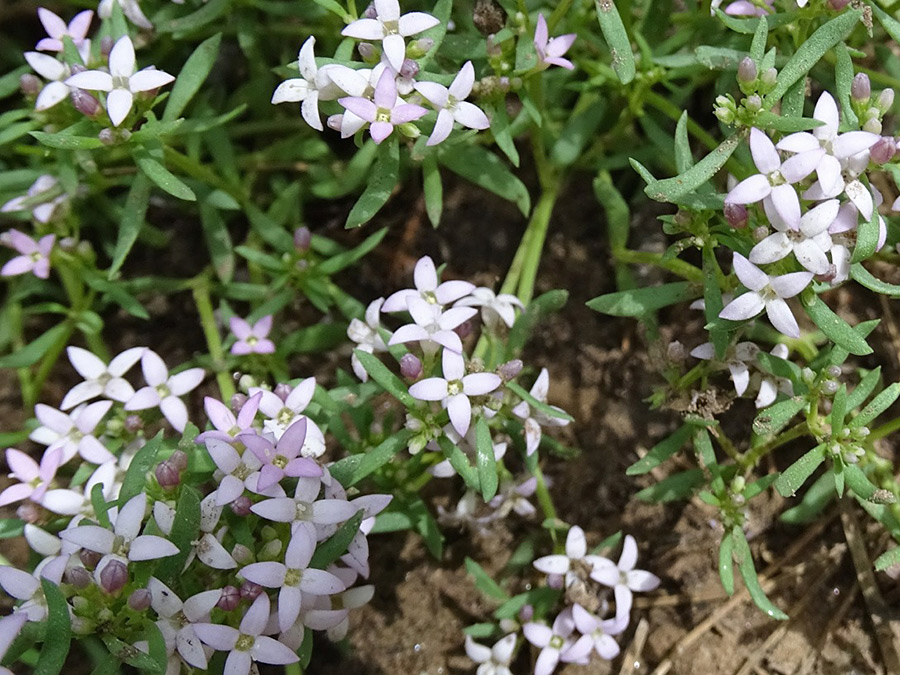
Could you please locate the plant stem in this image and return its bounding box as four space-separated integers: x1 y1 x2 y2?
740 421 809 469
517 177 562 305
613 249 704 282
192 278 236 402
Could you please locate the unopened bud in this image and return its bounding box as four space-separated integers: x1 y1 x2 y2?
217 585 241 611
128 588 152 611
99 560 128 594
260 539 282 560
498 359 523 381
240 581 263 600
327 114 343 133
155 461 180 488
801 367 816 384
406 37 434 60
851 73 871 102
879 88 895 113
231 392 248 414
667 340 686 362
398 122 421 139
863 117 882 134
98 128 117 146
362 3 377 18
400 353 423 380
872 489 896 504
737 57 757 84
745 94 762 113
357 42 378 63
822 379 839 395
65 566 92 589
400 58 420 80
752 226 768 242
547 573 564 590
855 425 870 438
100 36 114 59
828 0 851 9
293 226 311 252
169 450 188 472
724 202 748 228
231 495 252 516
20 74 41 96
80 549 102 569
454 320 473 340
760 68 777 88
714 106 735 125
518 604 534 622
231 544 253 565
16 502 41 524
473 0 506 36
274 383 293 402
827 365 842 378
871 137 896 164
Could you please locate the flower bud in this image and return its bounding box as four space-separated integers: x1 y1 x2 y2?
473 0 506 36
155 460 180 488
724 202 748 229
357 42 378 63
169 450 189 472
293 226 311 252
871 137 896 164
801 367 816 384
231 495 252 516
454 319 473 340
363 3 377 19
237 374 256 392
667 340 686 362
101 36 115 59
16 502 41 524
274 383 293 402
240 581 263 600
217 585 241 611
827 365 842 378
398 122 421 139
414 38 434 53
851 73 871 102
98 128 117 146
547 573 563 590
737 57 757 84
123 414 142 432
498 359 523 381
231 544 253 565
744 94 762 113
863 117 882 134
752 226 768 242
327 114 344 133
828 0 851 9
400 58 420 80
260 539 282 560
714 107 734 124
518 604 534 622
128 588 152 611
231 392 248 414
400 353 423 380
99 560 129 594
80 549 102 569
760 68 777 89
66 566 93 589
20 74 41 96
879 88 895 113
822 379 839 395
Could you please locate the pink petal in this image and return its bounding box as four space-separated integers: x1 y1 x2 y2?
230 317 251 340
566 526 587 559
618 534 638 571
769 271 813 299
250 497 296 522
160 396 188 432
168 368 204 396
193 624 239 651
749 233 792 265
141 350 169 386
67 346 105 379
627 569 661 592
463 373 500 396
251 635 299 665
776 132 818 153
768 184 801 229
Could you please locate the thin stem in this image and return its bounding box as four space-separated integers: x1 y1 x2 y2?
532 462 559 547
613 249 704 282
192 278 236 402
517 177 562 305
740 421 809 469
871 416 900 441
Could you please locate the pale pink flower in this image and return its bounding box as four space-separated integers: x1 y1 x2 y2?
534 14 576 70
23 52 73 111
341 0 440 70
61 346 145 410
66 36 174 127
348 298 389 381
230 315 275 355
415 61 490 146
534 526 605 588
203 437 285 507
590 534 660 622
272 37 345 131
125 350 204 432
338 69 426 144
0 448 63 507
569 604 628 660
250 475 357 536
690 341 760 396
756 343 794 408
241 418 323 492
0 556 67 623
195 392 262 444
36 8 93 59
465 633 516 675
511 368 570 456
146 577 220 670
0 230 54 279
523 608 592 675
97 0 152 30
29 401 114 464
455 287 523 329
382 256 475 312
388 296 476 354
1 176 67 224
749 199 838 275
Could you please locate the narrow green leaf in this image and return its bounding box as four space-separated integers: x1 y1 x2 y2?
329 430 410 487
635 468 704 502
506 381 573 423
834 43 858 128
311 0 351 20
91 483 111 529
851 263 900 297
34 580 70 675
475 417 498 501
844 464 879 501
423 155 443 227
310 512 364 569
694 428 724 493
750 15 768 64
352 350 416 408
627 424 692 475
875 546 900 572
155 486 201 586
30 131 104 150
134 150 196 201
849 383 900 428
732 527 788 619
438 436 480 492
118 431 163 506
804 294 872 356
199 203 234 283
439 144 531 216
163 33 222 122
143 623 168 675
465 556 509 601
743 473 779 500
644 133 743 203
587 281 698 316
872 4 900 44
552 99 606 167
781 471 834 524
317 228 388 275
846 367 882 412
0 519 24 539
490 102 520 167
719 531 735 596
346 140 399 228
850 209 879 264
674 111 693 173
109 173 152 278
754 112 823 132
0 323 68 368
774 445 825 498
595 0 636 83
830 384 848 436
158 0 230 33
764 10 861 106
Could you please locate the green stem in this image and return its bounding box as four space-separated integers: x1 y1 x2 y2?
285 663 303 675
532 463 559 547
517 177 562 305
613 249 704 282
740 421 809 469
644 90 720 152
27 322 75 409
192 278 236 402
871 416 900 441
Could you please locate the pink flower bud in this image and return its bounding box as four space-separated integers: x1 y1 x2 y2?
274 383 293 402
828 0 851 8
100 36 114 59
155 461 180 488
231 544 253 565
80 549 102 569
357 42 377 62
293 226 311 252
724 202 748 229
400 59 420 80
327 114 343 132
169 450 189 472
72 89 101 117
20 74 41 96
498 359 523 381
16 502 40 524
363 3 377 18
518 604 534 622
752 226 768 242
851 73 871 102
231 495 252 516
871 137 896 164
400 353 423 380
65 567 92 589
737 57 757 84
231 393 248 414
879 88 895 114
240 581 263 600
98 128 117 146
124 414 143 432
454 320 473 340
217 585 241 611
128 588 152 611
99 560 128 594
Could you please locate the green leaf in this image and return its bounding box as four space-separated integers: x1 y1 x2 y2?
851 263 900 297
158 0 230 33
552 99 606 168
844 464 879 501
30 131 104 150
352 350 416 408
91 483 111 529
163 33 222 122
834 43 858 128
635 468 704 502
694 428 724 493
199 202 234 283
587 281 698 316
310 512 364 569
329 430 411 487
732 527 788 619
754 112 823 133
142 623 168 675
422 155 443 227
465 556 509 601
109 173 152 278
494 587 560 620
627 424 692 475
118 431 163 506
85 275 149 319
719 530 735 596
490 102 520 167
830 384 848 436
506 381 573 423
311 0 351 20
595 0 636 82
764 10 861 107
134 149 196 201
875 546 900 572
154 486 201 586
674 111 693 173
846 367 882 412
849 383 900 428
750 15 768 64
850 209 880 264
439 144 531 216
475 417 498 501
774 445 825 498
438 436 480 492
100 635 163 671
345 140 399 228
781 471 834 524
34 580 71 675
0 519 24 539
0 323 68 368
872 4 900 45
743 473 779 500
643 133 743 203
804 294 872 356
317 228 388 275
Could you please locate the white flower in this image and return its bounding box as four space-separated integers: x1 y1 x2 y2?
348 298 389 381
511 368 570 456
388 296 476 354
690 341 759 396
533 526 604 588
29 401 114 464
341 0 440 70
455 286 523 329
124 349 204 432
415 61 491 146
570 604 628 660
61 346 145 410
1 175 67 224
146 578 219 670
271 37 345 131
97 0 153 29
24 52 73 111
756 343 794 408
523 609 592 675
590 534 660 622
65 36 174 127
749 199 838 275
465 633 516 675
36 8 93 60
382 256 475 312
